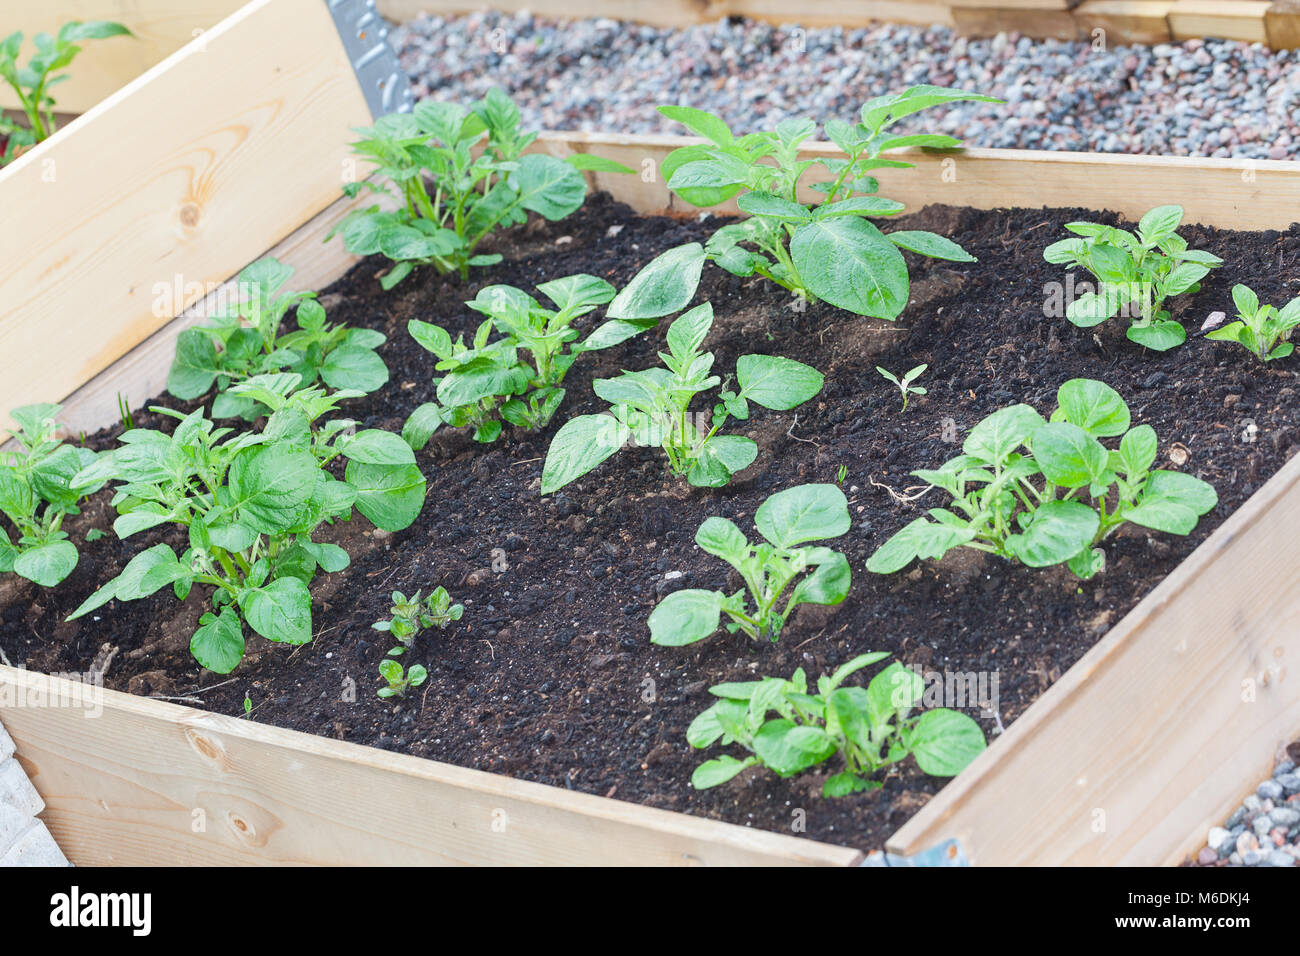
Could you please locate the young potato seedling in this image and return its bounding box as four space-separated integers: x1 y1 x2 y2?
687 653 986 795
1206 284 1300 362
67 374 427 674
167 258 388 419
329 88 631 288
0 405 101 587
1043 204 1223 351
374 587 464 656
876 363 927 411
650 484 851 645
0 21 132 165
867 378 1217 580
377 660 427 698
541 302 824 492
611 86 999 322
403 275 654 447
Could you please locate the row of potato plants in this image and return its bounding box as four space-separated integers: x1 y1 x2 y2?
1 83 1266 798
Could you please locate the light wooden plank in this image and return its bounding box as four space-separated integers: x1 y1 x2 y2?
1169 0 1272 42
888 448 1300 865
947 0 1078 9
0 1 246 114
1265 0 1300 48
0 0 372 435
0 666 861 866
951 6 1083 37
1074 0 1176 44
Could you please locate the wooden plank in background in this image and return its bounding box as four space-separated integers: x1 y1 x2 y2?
0 1 246 114
888 447 1300 865
0 0 372 435
1168 0 1273 42
0 666 861 866
951 6 1083 37
1265 0 1300 48
1073 0 1176 44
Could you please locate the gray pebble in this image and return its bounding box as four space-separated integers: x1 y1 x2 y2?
1276 772 1300 794
1207 826 1233 852
1266 849 1295 867
1258 779 1284 801
1270 807 1300 827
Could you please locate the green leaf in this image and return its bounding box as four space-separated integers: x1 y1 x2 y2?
1125 470 1217 535
752 720 837 775
867 662 924 723
402 403 443 451
695 517 749 563
790 216 910 319
512 153 587 220
167 329 221 400
1006 500 1099 568
344 461 426 531
301 541 350 573
228 445 319 533
541 414 625 494
908 709 986 776
660 144 743 208
886 230 976 262
963 403 1046 465
606 243 706 320
735 191 811 221
648 589 724 646
860 85 1002 131
535 273 616 313
866 516 976 573
790 550 851 606
579 317 658 351
13 540 78 587
754 483 849 548
564 154 634 174
1052 379 1131 437
340 429 417 466
686 435 756 487
239 576 312 645
1032 422 1109 488
1118 424 1158 477
735 354 824 410
190 608 245 674
1126 320 1185 351
320 346 389 392
657 105 733 146
691 756 758 789
1065 290 1121 328
1137 204 1183 240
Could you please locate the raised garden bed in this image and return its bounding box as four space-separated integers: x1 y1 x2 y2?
2 0 1300 867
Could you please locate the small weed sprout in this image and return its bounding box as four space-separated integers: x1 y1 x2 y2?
373 587 464 655
378 660 428 698
876 363 927 411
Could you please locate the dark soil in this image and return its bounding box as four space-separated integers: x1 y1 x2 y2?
5 193 1300 852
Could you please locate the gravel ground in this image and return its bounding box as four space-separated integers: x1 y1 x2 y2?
1190 745 1300 867
390 12 1299 160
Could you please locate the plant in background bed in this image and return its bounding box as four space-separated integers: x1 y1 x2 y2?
541 303 824 492
606 86 1000 322
1043 204 1223 351
687 653 986 794
67 374 427 674
403 274 654 447
0 21 132 165
377 659 427 698
0 405 101 586
866 378 1217 580
1206 284 1300 362
374 587 463 656
328 87 632 288
167 257 388 419
649 484 850 645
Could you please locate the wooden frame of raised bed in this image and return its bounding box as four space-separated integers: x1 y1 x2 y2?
1 0 1298 866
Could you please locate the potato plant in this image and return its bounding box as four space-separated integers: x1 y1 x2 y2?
1206 284 1300 362
377 660 427 698
67 375 427 674
619 86 999 321
541 302 823 492
168 258 388 419
0 20 132 165
403 275 654 447
1043 204 1223 351
0 405 101 587
687 653 986 795
649 484 851 645
329 88 631 288
374 587 463 656
867 378 1217 580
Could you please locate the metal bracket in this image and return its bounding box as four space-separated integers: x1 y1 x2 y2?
325 0 414 119
860 839 969 867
